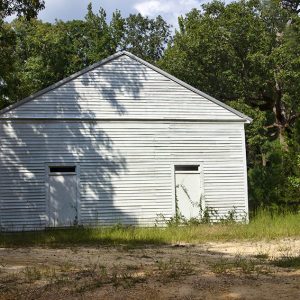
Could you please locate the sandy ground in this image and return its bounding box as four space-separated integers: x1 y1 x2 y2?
0 238 299 299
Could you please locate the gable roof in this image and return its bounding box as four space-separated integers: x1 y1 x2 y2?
0 51 252 122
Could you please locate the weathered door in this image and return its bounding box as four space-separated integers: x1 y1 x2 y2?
175 166 202 219
48 167 78 227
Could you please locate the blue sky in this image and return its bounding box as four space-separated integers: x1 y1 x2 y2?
7 0 208 28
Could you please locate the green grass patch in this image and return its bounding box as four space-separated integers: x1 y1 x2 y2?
210 254 274 277
0 211 299 247
253 253 269 259
270 256 300 269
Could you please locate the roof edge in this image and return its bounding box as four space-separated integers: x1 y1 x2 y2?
0 50 252 123
0 51 125 116
122 51 252 123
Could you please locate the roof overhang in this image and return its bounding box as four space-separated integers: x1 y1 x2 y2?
0 51 253 123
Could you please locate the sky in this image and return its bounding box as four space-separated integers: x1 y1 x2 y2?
7 0 207 28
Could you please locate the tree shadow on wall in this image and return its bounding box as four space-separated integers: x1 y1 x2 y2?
0 55 147 231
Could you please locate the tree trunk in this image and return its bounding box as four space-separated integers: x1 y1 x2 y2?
273 76 287 146
262 153 267 167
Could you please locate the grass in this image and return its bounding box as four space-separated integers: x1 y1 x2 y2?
210 254 273 277
270 256 300 269
2 257 194 297
156 258 194 281
0 211 299 247
253 253 269 259
22 266 42 282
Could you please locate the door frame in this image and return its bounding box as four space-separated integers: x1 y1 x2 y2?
45 162 81 227
171 162 205 218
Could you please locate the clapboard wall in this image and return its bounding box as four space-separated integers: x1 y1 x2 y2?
1 54 243 120
0 52 249 231
0 120 247 230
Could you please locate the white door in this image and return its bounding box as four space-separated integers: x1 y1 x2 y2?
175 169 202 219
49 173 77 227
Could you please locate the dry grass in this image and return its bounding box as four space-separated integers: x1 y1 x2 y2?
0 239 299 299
0 211 299 248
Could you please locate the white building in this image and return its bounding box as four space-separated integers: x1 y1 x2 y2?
0 51 251 231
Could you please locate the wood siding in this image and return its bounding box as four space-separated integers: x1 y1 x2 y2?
0 120 248 230
1 55 242 121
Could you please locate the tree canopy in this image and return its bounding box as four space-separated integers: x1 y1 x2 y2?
0 0 45 19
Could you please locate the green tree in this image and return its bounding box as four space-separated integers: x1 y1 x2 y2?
82 3 121 64
10 18 71 101
0 0 45 107
0 21 17 108
121 13 171 62
0 0 45 20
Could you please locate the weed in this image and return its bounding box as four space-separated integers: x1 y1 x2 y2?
0 273 19 293
254 245 271 260
111 266 140 289
43 266 58 283
60 261 73 273
219 207 238 224
201 207 219 224
0 273 19 284
0 210 299 247
22 266 42 282
0 258 6 268
156 258 194 281
210 257 231 275
271 256 300 269
73 263 145 292
74 280 103 293
210 255 273 278
126 264 140 271
233 255 256 274
155 213 186 227
72 264 109 293
99 264 108 277
254 253 269 259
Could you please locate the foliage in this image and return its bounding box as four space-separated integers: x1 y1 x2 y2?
120 13 171 62
156 206 241 226
0 20 16 108
271 256 300 268
0 0 45 20
160 0 274 105
288 155 300 189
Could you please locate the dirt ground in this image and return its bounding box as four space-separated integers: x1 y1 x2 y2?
0 238 299 299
